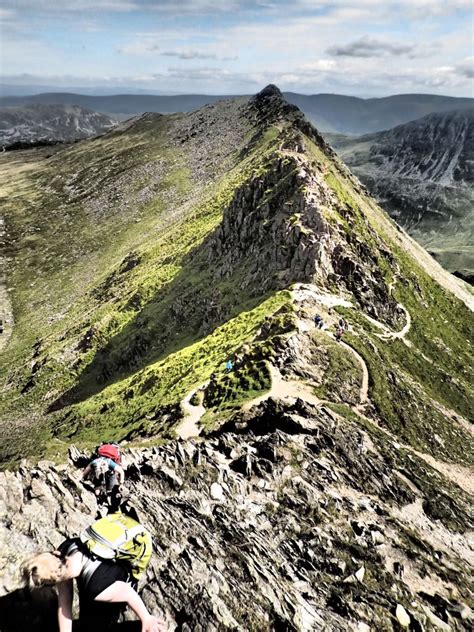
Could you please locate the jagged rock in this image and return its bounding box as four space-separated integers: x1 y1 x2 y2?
1 398 472 630
210 482 225 501
370 530 385 545
396 604 411 628
420 605 451 630
355 566 365 582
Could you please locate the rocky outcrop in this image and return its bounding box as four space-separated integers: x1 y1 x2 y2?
201 154 332 290
1 398 472 630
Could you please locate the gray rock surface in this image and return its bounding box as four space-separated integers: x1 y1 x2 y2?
0 398 472 630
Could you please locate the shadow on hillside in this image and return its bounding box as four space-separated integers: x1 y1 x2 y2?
48 232 275 415
0 587 147 631
47 158 311 417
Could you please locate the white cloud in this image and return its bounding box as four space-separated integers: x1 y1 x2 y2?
2 0 140 12
327 37 415 58
454 57 474 79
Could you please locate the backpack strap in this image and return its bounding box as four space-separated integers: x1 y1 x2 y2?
80 557 102 592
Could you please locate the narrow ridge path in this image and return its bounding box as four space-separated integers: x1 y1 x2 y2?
243 364 325 411
338 339 369 407
176 385 207 439
0 215 13 352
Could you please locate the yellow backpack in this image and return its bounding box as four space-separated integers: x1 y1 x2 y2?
80 512 152 582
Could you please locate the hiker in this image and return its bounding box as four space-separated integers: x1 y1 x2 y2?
82 454 125 500
335 326 344 342
314 314 324 329
314 314 321 328
225 359 233 372
339 317 348 331
22 513 166 632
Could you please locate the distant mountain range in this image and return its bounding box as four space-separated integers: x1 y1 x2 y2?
1 91 472 135
0 104 117 149
328 109 474 276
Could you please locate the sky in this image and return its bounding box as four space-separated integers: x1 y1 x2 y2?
0 0 473 97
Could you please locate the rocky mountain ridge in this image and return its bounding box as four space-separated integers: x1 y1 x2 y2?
1 90 473 134
0 103 117 149
329 109 474 276
0 86 473 630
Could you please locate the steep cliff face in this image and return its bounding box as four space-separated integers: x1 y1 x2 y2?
0 87 473 630
330 110 474 275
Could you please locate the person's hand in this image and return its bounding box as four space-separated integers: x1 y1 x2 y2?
141 614 167 632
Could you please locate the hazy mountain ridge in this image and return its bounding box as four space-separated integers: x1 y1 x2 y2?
0 103 118 149
1 90 473 134
328 109 474 275
0 86 473 630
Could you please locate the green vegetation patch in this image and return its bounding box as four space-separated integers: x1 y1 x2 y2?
48 291 292 447
345 332 474 466
310 332 362 405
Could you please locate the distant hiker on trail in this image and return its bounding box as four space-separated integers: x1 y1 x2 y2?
22 513 166 632
339 317 349 331
82 453 125 502
314 314 324 329
335 326 344 342
225 359 233 372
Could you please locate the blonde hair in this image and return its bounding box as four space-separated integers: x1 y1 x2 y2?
21 552 65 589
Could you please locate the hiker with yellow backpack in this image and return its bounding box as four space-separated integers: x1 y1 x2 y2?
22 512 166 631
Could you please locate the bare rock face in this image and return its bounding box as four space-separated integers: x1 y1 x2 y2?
329 109 474 274
1 399 472 631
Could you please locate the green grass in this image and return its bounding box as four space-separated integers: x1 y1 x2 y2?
310 332 362 404
0 111 288 464
345 332 473 466
1 103 473 478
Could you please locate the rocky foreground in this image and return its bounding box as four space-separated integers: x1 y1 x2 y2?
1 394 472 631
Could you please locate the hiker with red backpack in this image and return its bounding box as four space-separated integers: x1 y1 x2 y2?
22 513 166 631
82 444 124 506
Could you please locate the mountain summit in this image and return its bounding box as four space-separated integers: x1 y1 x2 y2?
0 86 473 630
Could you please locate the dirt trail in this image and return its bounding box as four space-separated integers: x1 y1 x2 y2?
290 284 473 493
362 303 412 344
0 216 13 352
176 386 207 439
176 283 470 494
243 364 324 411
338 339 369 406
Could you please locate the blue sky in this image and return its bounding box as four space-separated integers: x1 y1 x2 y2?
0 0 473 96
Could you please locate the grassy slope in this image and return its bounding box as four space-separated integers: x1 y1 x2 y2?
315 149 474 465
0 110 291 464
0 100 472 471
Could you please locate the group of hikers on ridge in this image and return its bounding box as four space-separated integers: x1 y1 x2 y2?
314 313 349 342
22 443 166 631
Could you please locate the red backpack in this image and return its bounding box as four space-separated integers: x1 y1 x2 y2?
97 443 121 465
